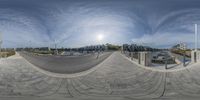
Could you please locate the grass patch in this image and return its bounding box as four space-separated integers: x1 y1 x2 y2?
0 51 16 58
171 49 191 57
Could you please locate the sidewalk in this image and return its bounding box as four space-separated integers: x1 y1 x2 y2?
122 52 192 71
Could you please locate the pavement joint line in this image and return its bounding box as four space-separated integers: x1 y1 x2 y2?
2 51 200 99
120 52 200 73
17 52 113 78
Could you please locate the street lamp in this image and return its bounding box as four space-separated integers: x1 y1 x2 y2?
182 43 187 67
0 32 2 58
0 40 2 52
96 34 104 59
54 40 58 55
165 53 168 70
195 24 198 51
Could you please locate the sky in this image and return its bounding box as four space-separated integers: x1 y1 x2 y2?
0 0 200 48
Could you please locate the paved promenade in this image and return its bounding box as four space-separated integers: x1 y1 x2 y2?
0 52 200 100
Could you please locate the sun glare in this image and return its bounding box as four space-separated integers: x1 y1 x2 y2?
97 34 104 41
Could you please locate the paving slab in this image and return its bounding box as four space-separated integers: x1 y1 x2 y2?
0 52 200 100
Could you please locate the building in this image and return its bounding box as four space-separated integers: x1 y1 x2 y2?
172 43 187 50
122 44 158 52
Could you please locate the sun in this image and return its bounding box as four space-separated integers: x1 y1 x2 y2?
97 34 104 41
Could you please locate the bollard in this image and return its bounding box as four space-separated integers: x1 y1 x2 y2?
131 52 133 60
138 53 140 64
138 52 152 66
165 58 168 69
96 51 100 59
183 52 186 67
191 51 200 63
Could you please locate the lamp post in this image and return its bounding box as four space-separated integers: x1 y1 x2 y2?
195 24 198 51
0 42 1 52
0 32 2 59
54 40 58 55
96 34 104 59
193 24 198 63
165 53 168 70
182 43 186 67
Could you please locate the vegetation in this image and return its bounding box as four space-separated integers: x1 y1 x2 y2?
0 51 16 58
106 43 121 51
170 49 191 57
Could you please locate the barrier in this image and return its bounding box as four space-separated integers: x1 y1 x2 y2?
191 50 200 63
138 52 152 66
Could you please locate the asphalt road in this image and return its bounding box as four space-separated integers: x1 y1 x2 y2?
19 51 112 74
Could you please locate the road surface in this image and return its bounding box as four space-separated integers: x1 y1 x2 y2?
19 51 112 74
0 52 200 100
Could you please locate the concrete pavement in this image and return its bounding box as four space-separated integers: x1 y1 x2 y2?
0 52 200 99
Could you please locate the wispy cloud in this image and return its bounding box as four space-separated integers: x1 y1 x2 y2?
0 0 200 48
132 32 195 48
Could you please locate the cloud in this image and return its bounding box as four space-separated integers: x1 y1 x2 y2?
1 0 200 48
132 32 195 48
